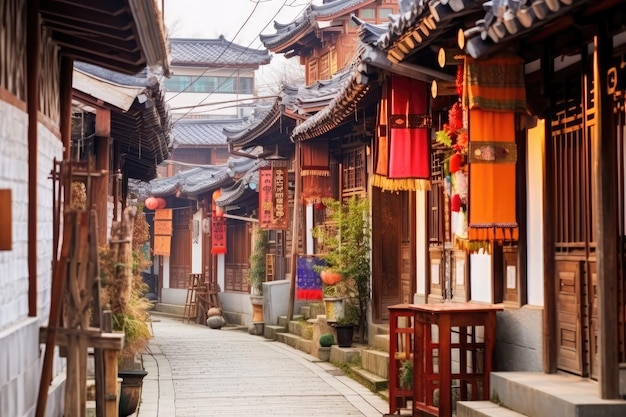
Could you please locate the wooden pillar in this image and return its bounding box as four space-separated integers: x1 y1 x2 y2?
542 42 558 374
27 0 39 317
95 108 111 246
287 140 301 321
593 26 619 399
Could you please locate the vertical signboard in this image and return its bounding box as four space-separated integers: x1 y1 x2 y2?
153 208 172 256
258 166 289 230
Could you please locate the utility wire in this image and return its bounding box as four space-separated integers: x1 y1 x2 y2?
166 0 307 123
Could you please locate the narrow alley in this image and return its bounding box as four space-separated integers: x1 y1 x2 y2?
136 314 389 417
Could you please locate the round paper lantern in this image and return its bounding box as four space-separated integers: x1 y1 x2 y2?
144 197 158 210
313 201 325 210
156 197 167 209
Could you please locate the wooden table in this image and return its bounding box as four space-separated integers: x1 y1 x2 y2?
388 303 502 417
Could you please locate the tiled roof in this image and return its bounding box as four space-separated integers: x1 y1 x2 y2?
73 62 172 181
170 37 271 67
144 149 265 198
377 0 590 61
260 0 374 51
172 119 246 147
290 42 378 142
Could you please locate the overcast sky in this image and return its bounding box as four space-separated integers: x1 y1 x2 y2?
163 0 318 49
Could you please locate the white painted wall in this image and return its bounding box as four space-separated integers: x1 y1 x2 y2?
416 190 428 301
526 119 545 306
191 210 203 273
470 249 493 303
0 100 65 417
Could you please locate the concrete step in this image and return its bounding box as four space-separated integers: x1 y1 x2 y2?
361 348 389 379
350 367 388 392
489 372 626 417
152 303 184 317
457 401 526 417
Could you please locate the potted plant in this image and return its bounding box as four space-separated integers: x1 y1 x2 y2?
248 227 268 335
99 205 153 417
318 333 334 361
334 302 359 347
311 196 371 342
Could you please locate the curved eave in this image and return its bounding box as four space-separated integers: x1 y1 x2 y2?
291 58 376 142
225 101 282 148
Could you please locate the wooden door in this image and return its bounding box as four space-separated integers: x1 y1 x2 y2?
549 64 597 377
169 207 192 289
372 187 413 322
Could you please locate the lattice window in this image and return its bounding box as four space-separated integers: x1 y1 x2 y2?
341 146 366 197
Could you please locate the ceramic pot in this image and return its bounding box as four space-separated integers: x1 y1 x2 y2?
118 369 148 417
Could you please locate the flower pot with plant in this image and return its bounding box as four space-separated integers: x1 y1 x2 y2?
311 196 371 342
248 228 268 334
334 302 359 347
318 333 334 361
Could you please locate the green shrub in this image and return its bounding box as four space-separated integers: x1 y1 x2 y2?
319 333 334 347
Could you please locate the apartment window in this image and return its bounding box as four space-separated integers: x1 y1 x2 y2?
360 8 375 19
379 8 393 20
164 75 254 94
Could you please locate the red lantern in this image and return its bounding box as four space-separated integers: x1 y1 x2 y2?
449 153 462 174
451 194 461 212
156 197 167 209
313 201 325 210
212 189 224 217
145 197 158 210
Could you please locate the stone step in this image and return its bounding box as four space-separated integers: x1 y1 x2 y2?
288 319 313 339
488 372 626 417
276 332 314 354
371 333 390 352
457 401 527 417
361 348 389 379
277 314 303 327
263 324 287 340
350 367 388 392
329 344 363 365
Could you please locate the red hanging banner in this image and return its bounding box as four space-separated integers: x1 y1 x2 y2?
211 192 226 254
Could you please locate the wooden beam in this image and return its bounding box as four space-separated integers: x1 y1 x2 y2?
95 107 111 246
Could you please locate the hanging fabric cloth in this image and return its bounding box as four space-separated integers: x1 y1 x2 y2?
464 52 526 243
372 75 431 191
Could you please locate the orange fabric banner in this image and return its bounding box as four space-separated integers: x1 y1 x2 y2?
468 109 518 242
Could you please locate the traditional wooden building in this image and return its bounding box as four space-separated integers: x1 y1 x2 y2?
0 1 169 416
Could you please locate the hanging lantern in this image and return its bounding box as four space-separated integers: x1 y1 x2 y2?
156 197 167 209
451 194 461 212
212 189 223 217
449 152 462 174
145 197 158 210
313 201 325 211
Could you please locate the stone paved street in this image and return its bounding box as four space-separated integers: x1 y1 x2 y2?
135 314 388 417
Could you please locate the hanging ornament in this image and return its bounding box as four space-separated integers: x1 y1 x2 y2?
451 194 461 212
156 197 167 209
449 153 462 174
145 197 158 210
